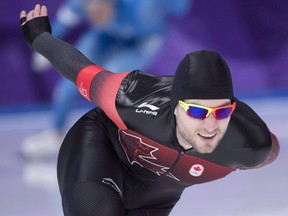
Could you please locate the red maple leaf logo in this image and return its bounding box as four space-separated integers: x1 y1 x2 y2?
194 166 202 172
118 130 179 181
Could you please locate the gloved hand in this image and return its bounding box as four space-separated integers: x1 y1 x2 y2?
20 4 52 48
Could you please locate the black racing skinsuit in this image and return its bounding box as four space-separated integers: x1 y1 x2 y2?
31 33 279 216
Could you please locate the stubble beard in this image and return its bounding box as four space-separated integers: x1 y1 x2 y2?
183 129 223 154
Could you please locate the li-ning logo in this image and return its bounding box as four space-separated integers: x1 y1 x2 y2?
137 102 159 111
102 178 123 198
135 102 159 116
78 82 88 98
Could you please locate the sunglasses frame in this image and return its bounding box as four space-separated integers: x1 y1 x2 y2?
178 100 236 120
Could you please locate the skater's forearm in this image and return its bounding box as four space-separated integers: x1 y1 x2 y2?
33 32 93 83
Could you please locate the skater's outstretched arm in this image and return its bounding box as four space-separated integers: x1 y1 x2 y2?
20 4 129 128
20 4 94 83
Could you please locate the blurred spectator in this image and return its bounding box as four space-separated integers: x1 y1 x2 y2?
21 0 193 159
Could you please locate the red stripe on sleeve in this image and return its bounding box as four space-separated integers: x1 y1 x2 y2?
265 133 280 164
255 132 280 168
240 132 280 170
76 65 105 101
95 72 130 130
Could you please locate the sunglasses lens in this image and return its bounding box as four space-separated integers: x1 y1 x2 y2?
187 107 208 119
215 107 233 120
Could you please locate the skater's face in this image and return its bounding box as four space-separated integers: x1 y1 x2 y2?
174 99 235 153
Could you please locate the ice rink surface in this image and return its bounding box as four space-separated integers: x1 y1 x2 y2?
0 96 287 216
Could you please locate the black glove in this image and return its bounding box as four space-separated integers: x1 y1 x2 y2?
21 16 52 48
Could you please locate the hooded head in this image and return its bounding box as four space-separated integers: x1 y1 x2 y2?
169 50 276 165
171 50 234 109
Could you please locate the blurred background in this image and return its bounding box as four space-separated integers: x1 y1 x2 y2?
0 0 287 215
